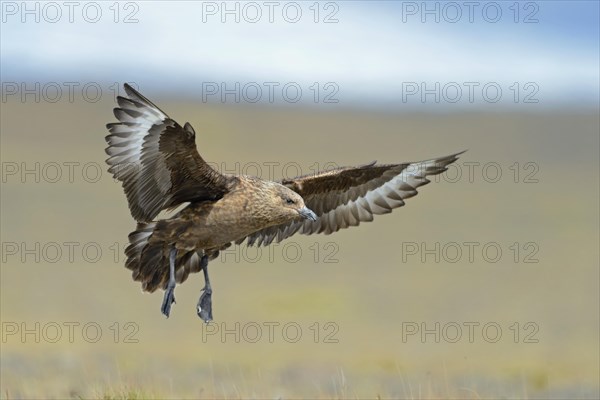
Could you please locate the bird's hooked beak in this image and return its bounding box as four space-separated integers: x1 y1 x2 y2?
298 207 317 221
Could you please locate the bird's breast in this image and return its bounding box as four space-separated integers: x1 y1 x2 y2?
179 195 271 250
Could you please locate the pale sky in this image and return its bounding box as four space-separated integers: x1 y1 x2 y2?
1 1 598 109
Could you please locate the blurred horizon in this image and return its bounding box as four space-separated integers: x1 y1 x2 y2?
1 1 599 110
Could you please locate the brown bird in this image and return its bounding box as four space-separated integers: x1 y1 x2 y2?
105 83 464 322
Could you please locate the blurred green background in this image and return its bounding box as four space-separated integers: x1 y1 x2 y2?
1 97 598 398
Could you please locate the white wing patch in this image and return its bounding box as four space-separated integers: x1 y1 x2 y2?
105 96 167 181
105 86 178 221
299 158 440 235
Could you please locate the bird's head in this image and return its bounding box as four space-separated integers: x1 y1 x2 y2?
255 180 317 225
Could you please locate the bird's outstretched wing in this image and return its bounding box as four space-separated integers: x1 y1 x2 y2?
105 84 231 222
237 152 464 247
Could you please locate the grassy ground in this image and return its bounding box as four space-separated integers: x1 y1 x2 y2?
1 97 598 398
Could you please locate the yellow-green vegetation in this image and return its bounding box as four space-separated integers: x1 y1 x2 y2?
1 98 598 398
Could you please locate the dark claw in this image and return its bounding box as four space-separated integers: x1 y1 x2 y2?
197 287 212 323
161 287 176 318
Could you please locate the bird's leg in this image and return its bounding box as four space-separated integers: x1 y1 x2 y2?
161 246 177 318
197 255 213 323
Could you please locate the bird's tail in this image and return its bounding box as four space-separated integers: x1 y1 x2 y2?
125 222 213 292
125 222 165 292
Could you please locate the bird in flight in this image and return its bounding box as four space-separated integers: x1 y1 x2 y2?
105 83 464 322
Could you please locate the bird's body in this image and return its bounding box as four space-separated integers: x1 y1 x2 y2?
151 176 306 252
105 83 464 321
126 175 310 293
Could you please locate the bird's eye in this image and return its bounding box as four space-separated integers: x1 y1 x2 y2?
286 198 295 205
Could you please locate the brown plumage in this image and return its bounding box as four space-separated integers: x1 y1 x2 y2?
105 83 464 321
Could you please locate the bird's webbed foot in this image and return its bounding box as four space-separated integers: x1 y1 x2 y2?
197 286 212 323
196 255 213 323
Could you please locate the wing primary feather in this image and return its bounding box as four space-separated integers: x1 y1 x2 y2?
241 151 465 246
105 84 231 222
